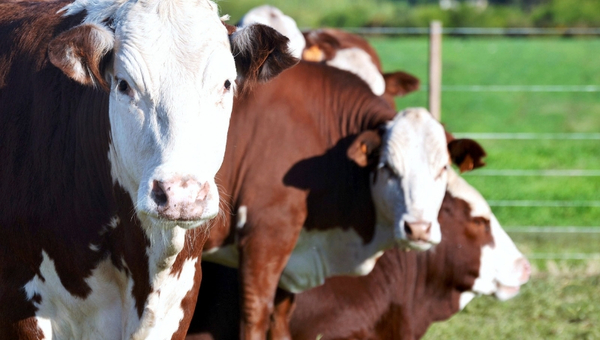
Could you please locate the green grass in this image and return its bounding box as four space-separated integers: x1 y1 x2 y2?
371 36 600 339
423 271 600 340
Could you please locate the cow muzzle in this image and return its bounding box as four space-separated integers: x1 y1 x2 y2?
150 177 214 222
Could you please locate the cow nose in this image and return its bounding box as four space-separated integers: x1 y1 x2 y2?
404 221 432 242
515 257 531 284
151 178 210 221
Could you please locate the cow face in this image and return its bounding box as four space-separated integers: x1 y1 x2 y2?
446 170 531 308
471 214 531 301
348 108 448 250
48 0 297 229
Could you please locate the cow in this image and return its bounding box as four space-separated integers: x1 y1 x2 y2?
199 59 485 339
186 170 530 340
237 6 420 109
302 28 420 109
0 0 297 338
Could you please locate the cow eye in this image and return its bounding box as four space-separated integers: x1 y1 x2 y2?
381 162 398 178
117 80 130 94
224 80 232 91
436 164 448 179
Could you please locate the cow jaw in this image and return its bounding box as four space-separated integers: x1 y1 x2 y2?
371 108 448 250
468 214 530 301
100 0 235 229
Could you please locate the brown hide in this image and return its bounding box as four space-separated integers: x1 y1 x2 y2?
302 28 420 109
202 60 396 338
186 192 493 340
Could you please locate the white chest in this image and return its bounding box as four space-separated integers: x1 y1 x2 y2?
23 251 199 340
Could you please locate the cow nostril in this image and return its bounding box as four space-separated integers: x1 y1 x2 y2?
151 180 168 207
404 221 413 235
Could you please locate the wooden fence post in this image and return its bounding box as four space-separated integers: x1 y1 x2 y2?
429 21 442 121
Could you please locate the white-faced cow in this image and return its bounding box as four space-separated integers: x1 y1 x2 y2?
186 170 530 340
0 0 297 338
199 60 484 339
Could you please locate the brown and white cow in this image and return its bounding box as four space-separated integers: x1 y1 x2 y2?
200 60 484 339
186 170 530 340
237 6 420 109
0 0 296 338
302 28 420 109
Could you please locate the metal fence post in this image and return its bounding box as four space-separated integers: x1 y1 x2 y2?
429 21 442 121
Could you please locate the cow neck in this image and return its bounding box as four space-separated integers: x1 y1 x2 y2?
110 186 205 336
291 61 396 239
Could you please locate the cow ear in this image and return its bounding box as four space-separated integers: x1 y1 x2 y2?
48 24 114 90
448 139 487 173
383 71 420 98
347 130 382 167
302 30 340 62
230 24 299 92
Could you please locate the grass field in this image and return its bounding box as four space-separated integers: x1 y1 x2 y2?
368 36 600 339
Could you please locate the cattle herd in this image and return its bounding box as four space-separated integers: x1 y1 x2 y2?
0 1 530 339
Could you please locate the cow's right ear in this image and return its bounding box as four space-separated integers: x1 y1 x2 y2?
48 23 114 91
230 24 299 92
448 138 487 173
347 130 382 167
383 71 420 98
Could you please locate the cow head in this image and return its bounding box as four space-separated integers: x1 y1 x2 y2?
47 0 297 229
348 108 448 250
444 170 531 308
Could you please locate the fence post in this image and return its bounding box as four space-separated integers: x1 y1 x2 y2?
429 21 442 121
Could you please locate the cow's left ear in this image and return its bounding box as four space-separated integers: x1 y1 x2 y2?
383 71 420 98
230 24 299 92
347 130 382 167
448 138 487 173
48 23 114 91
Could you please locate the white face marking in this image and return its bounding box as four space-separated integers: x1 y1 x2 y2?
371 108 449 250
239 5 305 59
62 0 236 228
448 169 530 302
326 47 386 96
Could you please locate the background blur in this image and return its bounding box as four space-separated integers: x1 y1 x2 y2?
218 0 600 28
221 1 600 338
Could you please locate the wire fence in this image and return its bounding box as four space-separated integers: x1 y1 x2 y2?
355 27 600 261
343 27 600 36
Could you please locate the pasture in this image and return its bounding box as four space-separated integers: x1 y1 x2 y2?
369 36 600 339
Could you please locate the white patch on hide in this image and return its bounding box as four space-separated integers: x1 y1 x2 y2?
23 252 127 340
327 48 385 96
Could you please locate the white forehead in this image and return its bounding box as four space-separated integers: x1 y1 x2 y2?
446 168 492 220
383 108 448 171
239 5 305 59
63 0 229 66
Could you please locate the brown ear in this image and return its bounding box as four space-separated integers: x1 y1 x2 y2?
448 139 487 173
48 24 114 90
383 71 420 97
230 24 299 92
347 130 382 167
303 30 340 61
